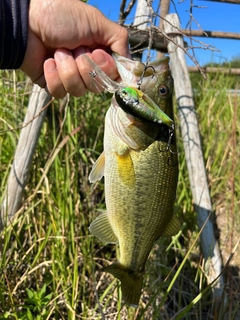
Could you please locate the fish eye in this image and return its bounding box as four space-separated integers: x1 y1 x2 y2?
159 85 169 97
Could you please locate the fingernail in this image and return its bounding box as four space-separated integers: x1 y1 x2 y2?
45 59 56 72
55 50 69 61
93 51 107 67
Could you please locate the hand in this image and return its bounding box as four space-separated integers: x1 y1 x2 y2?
20 0 130 98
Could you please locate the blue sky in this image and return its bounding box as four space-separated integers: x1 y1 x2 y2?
88 0 240 66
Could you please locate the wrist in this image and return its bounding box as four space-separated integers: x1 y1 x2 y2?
0 0 29 69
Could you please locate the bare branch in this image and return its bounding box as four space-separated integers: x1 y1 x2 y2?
118 0 137 25
126 22 221 65
199 0 240 4
145 0 155 63
152 25 207 77
127 25 168 53
180 29 240 39
188 66 240 74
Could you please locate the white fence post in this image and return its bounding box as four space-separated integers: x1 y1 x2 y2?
164 14 224 302
0 85 52 232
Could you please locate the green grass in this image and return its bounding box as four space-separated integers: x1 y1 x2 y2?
0 69 239 319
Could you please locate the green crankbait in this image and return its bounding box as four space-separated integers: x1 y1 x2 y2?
115 86 174 129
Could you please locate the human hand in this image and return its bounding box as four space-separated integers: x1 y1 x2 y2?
20 0 130 98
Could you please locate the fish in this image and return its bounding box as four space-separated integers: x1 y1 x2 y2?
87 54 180 307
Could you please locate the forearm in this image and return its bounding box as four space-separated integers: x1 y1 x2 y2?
0 0 29 69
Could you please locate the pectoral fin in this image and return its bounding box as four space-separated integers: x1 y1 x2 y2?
116 149 135 188
89 212 118 244
88 151 105 183
162 215 181 237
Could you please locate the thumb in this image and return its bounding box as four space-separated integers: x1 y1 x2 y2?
104 24 131 58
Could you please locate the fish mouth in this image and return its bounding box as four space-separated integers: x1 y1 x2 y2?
113 53 170 86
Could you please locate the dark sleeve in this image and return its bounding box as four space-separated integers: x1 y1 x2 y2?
0 0 29 69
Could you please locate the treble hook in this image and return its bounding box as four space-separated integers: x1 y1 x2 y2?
137 65 156 90
159 125 178 154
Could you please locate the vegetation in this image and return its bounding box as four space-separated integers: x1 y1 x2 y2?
208 55 240 69
190 55 240 91
0 66 239 319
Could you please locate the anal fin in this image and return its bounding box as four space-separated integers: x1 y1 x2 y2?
89 212 118 244
162 215 181 237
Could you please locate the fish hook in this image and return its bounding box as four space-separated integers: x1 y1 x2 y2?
159 126 178 154
137 65 156 90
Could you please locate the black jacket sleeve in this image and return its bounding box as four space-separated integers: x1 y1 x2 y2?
0 0 29 69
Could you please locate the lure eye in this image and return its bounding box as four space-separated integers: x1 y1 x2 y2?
121 89 129 97
159 85 169 97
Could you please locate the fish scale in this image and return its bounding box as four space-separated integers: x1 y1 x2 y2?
88 54 180 306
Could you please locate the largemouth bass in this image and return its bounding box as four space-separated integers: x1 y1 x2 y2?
88 54 180 306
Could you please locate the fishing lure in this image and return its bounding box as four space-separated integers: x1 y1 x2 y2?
115 86 174 129
83 54 174 130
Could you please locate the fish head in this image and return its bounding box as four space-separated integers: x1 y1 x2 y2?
113 54 174 120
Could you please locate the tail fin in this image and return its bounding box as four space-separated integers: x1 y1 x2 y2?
102 261 143 307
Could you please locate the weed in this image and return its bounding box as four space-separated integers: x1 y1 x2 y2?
0 70 239 319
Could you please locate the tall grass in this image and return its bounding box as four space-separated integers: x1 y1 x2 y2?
0 70 239 319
